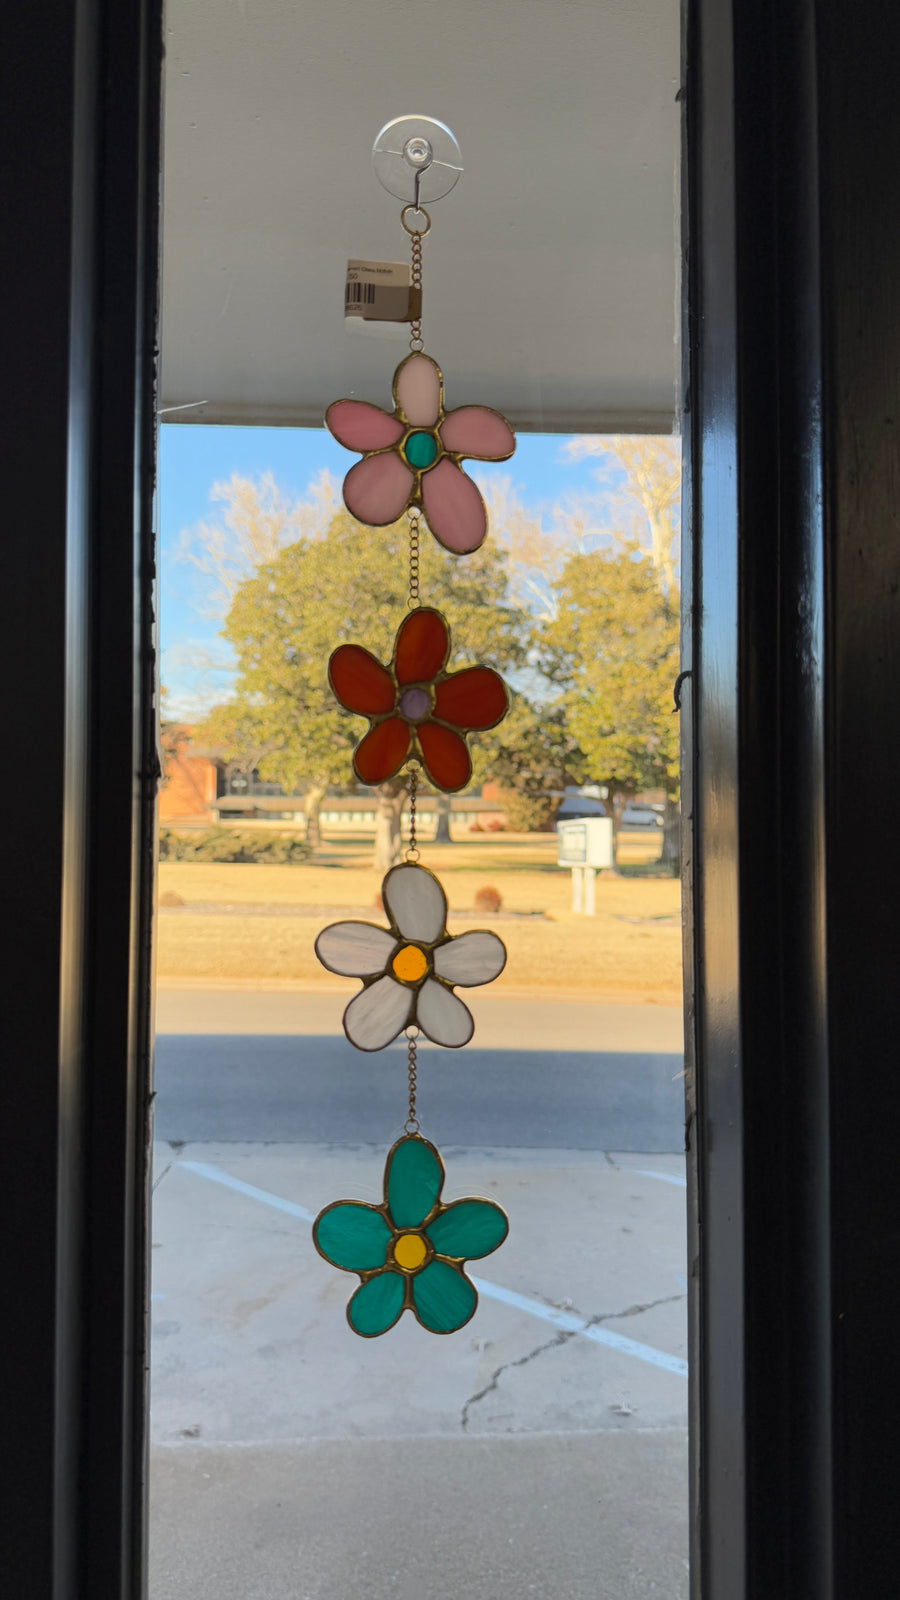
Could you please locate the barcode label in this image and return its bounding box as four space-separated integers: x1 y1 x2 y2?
344 258 414 323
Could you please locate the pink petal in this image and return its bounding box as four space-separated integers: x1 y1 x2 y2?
440 405 515 461
326 399 404 452
421 459 487 554
344 452 414 526
395 354 441 426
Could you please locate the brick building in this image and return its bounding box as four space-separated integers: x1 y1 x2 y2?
158 725 223 825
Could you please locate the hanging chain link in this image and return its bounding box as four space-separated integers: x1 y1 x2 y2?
407 509 421 608
405 1026 420 1133
405 762 420 862
399 197 430 1141
409 226 424 352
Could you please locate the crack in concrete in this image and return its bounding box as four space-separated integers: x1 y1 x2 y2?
591 1291 685 1324
460 1291 686 1430
462 1332 571 1430
152 1162 173 1193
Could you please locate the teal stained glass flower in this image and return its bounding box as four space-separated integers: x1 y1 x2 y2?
312 1134 508 1338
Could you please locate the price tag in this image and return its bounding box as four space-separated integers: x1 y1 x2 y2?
344 259 422 324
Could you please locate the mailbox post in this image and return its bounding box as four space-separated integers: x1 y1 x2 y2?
556 818 614 914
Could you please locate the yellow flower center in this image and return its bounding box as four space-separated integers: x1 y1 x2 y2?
393 1232 428 1271
392 943 428 983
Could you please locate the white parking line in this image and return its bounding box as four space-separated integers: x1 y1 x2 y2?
632 1168 687 1189
181 1160 315 1221
178 1159 687 1379
471 1278 688 1376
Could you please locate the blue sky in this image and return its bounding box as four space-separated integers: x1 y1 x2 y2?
159 424 629 719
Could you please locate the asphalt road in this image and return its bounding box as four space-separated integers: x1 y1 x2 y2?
154 990 685 1150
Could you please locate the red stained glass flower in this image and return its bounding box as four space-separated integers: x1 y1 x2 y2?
329 608 509 793
325 353 515 556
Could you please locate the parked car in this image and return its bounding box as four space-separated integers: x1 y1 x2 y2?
554 795 608 824
620 803 665 829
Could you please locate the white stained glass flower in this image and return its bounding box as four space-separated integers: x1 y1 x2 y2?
315 862 507 1052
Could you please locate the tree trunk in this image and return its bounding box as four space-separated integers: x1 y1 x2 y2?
608 788 628 872
304 783 326 849
374 783 404 873
433 791 452 845
660 793 680 875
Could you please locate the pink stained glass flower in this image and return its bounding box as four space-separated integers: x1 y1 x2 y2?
325 353 515 555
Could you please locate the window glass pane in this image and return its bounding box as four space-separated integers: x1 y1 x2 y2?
151 3 686 1595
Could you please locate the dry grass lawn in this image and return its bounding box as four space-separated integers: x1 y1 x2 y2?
156 835 682 1003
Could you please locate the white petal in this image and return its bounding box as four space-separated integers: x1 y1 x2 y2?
316 921 397 977
382 863 447 943
415 978 474 1048
344 976 412 1052
433 930 507 988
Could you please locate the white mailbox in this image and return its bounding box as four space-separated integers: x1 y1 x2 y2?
556 817 613 914
557 817 613 868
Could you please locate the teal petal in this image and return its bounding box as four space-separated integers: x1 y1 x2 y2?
426 1199 508 1261
314 1202 391 1271
386 1136 443 1229
347 1271 406 1337
412 1259 477 1334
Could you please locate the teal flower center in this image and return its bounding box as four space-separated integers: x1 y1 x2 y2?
404 430 438 470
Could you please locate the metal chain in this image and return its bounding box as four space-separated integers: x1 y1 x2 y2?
399 200 428 1142
405 762 420 862
409 227 424 351
405 1027 420 1133
407 510 421 608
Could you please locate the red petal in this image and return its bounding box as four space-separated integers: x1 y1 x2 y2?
354 719 411 785
433 667 508 730
394 607 450 685
329 645 395 714
417 722 472 792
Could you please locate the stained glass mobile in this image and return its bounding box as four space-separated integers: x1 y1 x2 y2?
313 120 515 1336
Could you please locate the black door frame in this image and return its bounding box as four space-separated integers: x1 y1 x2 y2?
0 2 161 1594
685 2 900 1596
4 1 900 1595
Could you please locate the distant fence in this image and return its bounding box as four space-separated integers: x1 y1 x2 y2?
204 794 504 836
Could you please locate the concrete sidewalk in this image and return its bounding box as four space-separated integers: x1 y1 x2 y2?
150 1432 689 1600
155 987 684 1052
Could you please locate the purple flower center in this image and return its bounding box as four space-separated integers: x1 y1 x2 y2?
398 687 430 722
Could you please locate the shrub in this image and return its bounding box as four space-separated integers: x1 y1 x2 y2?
159 828 312 864
473 886 502 914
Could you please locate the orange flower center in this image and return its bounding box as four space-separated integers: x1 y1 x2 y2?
392 944 428 984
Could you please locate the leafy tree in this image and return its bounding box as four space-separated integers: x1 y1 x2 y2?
198 698 275 790
478 695 586 832
207 510 525 867
543 541 679 864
